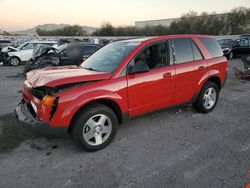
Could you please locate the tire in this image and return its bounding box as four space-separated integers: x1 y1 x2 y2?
193 81 219 113
70 104 118 151
9 56 20 66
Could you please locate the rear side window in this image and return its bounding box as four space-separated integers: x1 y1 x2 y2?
172 38 193 64
191 40 203 61
200 38 223 58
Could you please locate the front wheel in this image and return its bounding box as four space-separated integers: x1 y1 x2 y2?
70 104 118 151
9 57 20 66
193 81 219 113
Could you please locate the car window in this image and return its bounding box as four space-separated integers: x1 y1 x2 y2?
22 43 35 50
83 46 99 55
133 42 169 70
200 38 223 58
191 40 203 61
239 39 249 47
81 41 139 72
172 38 193 64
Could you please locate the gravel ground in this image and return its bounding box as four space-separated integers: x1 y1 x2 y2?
0 59 250 188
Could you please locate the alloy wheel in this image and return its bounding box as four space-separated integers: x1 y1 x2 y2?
83 114 112 146
203 87 217 110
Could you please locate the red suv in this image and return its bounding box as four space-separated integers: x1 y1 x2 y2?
16 35 227 151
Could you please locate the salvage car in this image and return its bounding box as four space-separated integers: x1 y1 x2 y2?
16 35 227 151
217 38 234 59
232 37 250 57
24 43 100 72
1 40 58 66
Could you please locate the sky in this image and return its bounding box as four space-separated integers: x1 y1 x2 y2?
0 0 249 31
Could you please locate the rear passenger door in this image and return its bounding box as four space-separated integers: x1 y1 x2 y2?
172 38 206 105
238 38 250 55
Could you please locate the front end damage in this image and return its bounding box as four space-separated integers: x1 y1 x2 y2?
15 79 97 137
15 80 68 137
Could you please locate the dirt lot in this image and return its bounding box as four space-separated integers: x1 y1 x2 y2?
0 59 250 188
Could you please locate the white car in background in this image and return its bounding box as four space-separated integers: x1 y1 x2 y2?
1 41 58 66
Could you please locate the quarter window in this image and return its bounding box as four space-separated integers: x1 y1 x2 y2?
200 38 223 58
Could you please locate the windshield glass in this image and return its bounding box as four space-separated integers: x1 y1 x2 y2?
80 41 140 72
17 42 28 50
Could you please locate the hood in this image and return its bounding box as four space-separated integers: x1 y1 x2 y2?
32 44 56 59
26 66 112 88
2 46 19 53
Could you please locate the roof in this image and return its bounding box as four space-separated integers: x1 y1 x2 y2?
118 34 214 44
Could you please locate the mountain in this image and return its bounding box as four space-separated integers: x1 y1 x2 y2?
10 24 97 35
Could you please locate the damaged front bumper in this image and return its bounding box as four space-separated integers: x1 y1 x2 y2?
15 101 68 137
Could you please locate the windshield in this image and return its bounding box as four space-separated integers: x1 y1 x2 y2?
17 42 28 50
80 41 140 72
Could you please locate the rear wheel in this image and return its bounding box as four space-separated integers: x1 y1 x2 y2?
193 81 219 113
70 104 118 151
9 57 20 66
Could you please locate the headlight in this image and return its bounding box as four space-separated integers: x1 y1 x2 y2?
42 95 56 106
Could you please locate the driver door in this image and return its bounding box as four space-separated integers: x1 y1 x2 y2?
20 43 35 61
127 41 176 117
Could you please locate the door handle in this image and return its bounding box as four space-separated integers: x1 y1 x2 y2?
198 66 205 70
163 72 172 78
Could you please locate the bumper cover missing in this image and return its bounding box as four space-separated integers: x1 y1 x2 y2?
15 102 68 137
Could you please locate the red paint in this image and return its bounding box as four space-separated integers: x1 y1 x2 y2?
22 35 227 128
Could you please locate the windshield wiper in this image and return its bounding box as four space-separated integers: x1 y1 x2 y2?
83 67 100 72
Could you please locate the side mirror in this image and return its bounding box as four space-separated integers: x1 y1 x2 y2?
128 61 149 74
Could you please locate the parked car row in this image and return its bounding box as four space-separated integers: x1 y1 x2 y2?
1 41 58 66
0 40 101 69
24 42 100 72
217 34 250 59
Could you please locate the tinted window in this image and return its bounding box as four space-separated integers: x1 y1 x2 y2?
191 40 203 61
200 38 223 58
239 39 249 47
172 39 193 64
133 42 169 70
